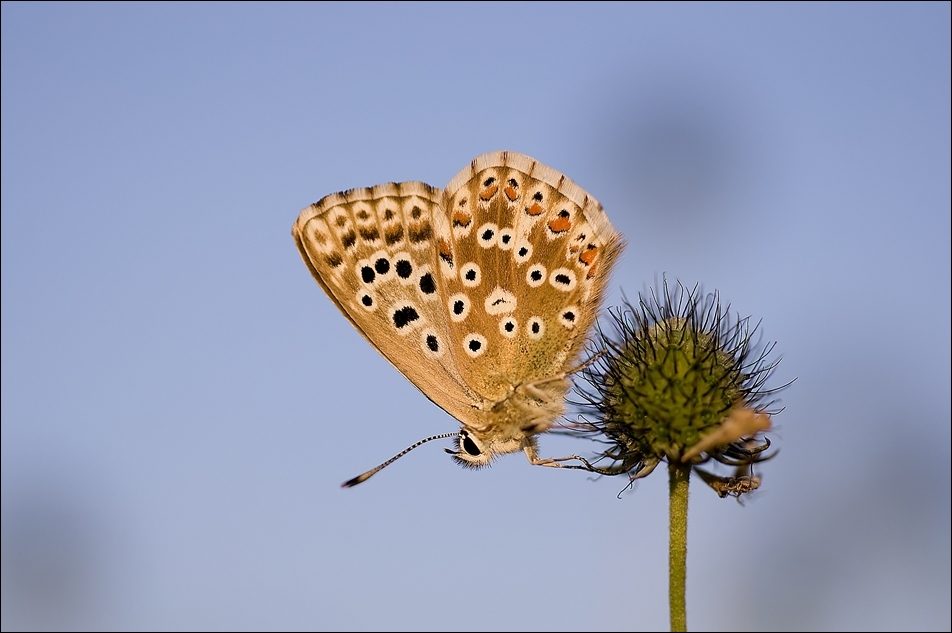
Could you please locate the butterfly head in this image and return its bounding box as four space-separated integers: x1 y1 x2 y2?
445 427 529 469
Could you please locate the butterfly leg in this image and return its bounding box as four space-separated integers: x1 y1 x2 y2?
524 442 663 477
522 442 618 474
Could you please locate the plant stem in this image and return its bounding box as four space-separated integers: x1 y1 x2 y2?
669 462 691 632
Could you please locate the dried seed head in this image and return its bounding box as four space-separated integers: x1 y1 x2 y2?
571 279 789 497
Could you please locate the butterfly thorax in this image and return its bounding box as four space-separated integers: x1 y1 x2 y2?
451 375 570 467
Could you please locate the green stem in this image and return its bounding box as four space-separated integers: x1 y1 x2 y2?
669 462 691 632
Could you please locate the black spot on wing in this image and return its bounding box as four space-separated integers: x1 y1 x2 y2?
419 273 436 294
396 259 413 278
392 306 420 329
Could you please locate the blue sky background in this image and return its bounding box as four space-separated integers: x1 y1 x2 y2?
2 3 949 631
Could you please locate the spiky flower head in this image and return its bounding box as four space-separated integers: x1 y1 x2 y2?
571 280 787 499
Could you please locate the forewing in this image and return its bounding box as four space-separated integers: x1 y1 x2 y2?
292 182 479 423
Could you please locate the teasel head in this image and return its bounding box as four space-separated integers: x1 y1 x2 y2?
570 279 790 499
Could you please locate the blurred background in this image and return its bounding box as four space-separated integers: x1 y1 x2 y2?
2 3 949 631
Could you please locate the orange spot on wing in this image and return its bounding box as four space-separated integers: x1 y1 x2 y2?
453 210 472 227
479 185 499 201
586 260 599 279
526 202 545 216
439 238 454 266
579 245 598 266
548 215 572 233
504 185 518 201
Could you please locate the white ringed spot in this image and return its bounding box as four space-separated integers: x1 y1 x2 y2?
392 251 416 285
559 306 579 329
484 287 517 315
476 223 499 249
526 317 545 340
367 249 396 284
463 333 488 358
460 262 481 287
355 288 377 312
448 293 471 322
415 265 438 301
420 327 446 358
549 267 577 292
513 240 533 264
497 227 515 251
355 257 377 286
526 264 547 288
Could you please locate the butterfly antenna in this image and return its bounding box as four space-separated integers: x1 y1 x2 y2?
341 432 458 488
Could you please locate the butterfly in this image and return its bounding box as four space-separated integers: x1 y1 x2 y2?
292 151 625 486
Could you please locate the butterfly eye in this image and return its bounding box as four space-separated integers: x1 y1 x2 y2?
445 430 492 468
461 432 481 456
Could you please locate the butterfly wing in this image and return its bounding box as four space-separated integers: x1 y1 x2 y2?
292 182 481 424
439 151 625 408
